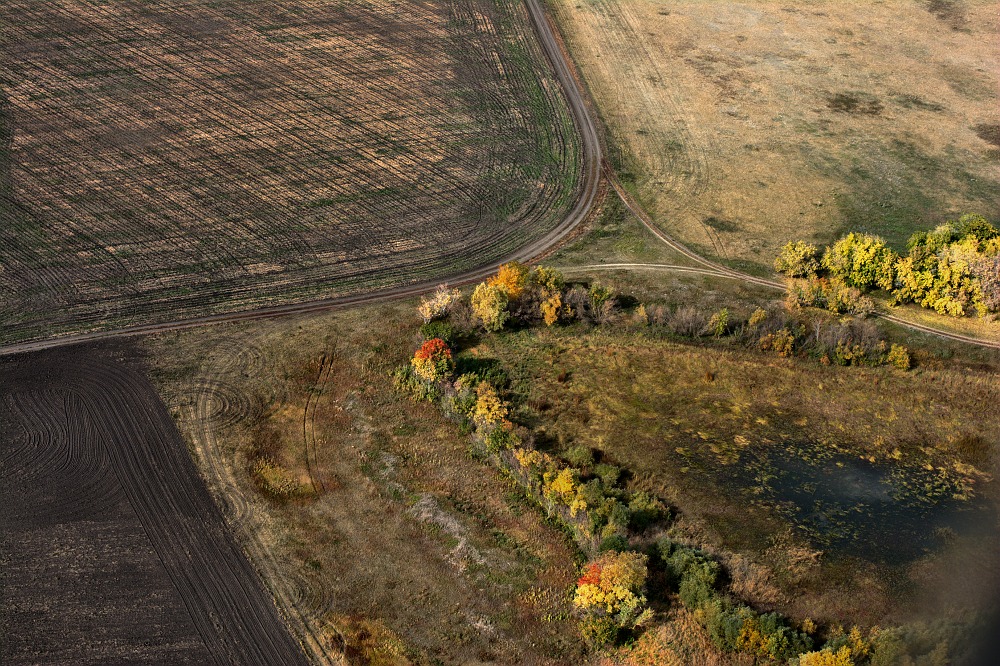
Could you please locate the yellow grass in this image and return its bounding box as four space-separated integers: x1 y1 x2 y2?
549 0 1000 269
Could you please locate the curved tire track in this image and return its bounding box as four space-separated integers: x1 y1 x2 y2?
0 345 311 665
181 333 334 664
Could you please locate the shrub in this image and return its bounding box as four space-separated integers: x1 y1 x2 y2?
471 282 510 332
706 308 730 336
658 538 720 603
593 298 619 325
411 338 454 382
417 284 461 322
775 241 821 277
484 424 519 452
972 254 1000 313
564 444 595 468
748 307 768 327
592 463 622 487
668 305 707 337
488 261 530 300
599 534 629 553
531 265 565 294
822 232 897 290
589 281 615 310
541 292 562 326
579 616 620 650
392 365 441 402
574 551 650 628
887 343 911 370
419 320 456 345
563 286 592 322
627 490 667 531
472 382 508 429
759 327 796 357
796 646 856 666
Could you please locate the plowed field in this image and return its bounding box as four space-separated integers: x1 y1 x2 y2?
0 0 580 344
0 344 309 664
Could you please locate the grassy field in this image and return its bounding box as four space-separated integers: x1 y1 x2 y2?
143 240 1000 661
548 0 1000 274
478 322 1000 626
145 304 593 665
0 0 580 344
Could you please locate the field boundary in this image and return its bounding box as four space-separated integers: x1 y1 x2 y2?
0 0 601 358
2 0 997 355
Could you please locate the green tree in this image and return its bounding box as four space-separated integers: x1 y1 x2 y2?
821 232 897 290
774 241 821 277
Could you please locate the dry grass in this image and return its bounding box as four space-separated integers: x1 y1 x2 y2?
549 0 1000 272
603 606 749 666
479 324 1000 626
144 302 591 665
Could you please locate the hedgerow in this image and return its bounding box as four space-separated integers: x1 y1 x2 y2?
777 213 1000 319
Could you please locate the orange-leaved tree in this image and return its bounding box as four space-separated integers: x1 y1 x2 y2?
573 550 652 648
411 338 454 382
488 261 530 300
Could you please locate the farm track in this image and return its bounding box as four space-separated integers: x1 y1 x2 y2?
0 0 990 355
0 0 601 358
0 345 311 665
0 0 583 341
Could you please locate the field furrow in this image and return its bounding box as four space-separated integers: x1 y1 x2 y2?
0 0 581 344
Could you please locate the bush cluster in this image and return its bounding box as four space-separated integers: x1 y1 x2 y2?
465 262 620 332
776 213 1000 318
658 538 813 662
573 551 652 648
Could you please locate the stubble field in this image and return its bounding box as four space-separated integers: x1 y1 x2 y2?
548 0 999 273
0 0 580 344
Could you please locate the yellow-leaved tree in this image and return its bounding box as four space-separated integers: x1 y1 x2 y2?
573 550 651 648
471 282 509 332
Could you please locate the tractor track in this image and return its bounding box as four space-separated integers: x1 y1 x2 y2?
0 0 601 359
0 345 311 665
0 0 989 357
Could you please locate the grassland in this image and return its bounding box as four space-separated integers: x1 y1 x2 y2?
145 304 592 665
548 0 1000 274
0 0 580 345
478 323 1000 625
142 242 1000 661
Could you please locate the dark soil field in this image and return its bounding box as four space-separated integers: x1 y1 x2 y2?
0 0 580 345
0 343 308 664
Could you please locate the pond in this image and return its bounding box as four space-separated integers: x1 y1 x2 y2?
734 448 995 565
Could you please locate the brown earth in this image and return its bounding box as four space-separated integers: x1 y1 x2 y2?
0 342 309 664
0 0 580 344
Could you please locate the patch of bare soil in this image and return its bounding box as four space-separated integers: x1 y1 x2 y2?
0 342 308 664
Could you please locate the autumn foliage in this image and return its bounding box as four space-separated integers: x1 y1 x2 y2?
574 551 651 646
417 284 460 323
411 338 453 382
488 261 530 299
